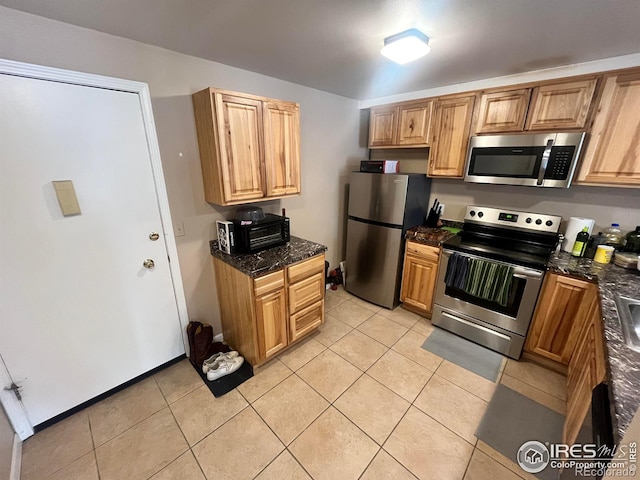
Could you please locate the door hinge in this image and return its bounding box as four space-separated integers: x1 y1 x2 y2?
4 382 22 401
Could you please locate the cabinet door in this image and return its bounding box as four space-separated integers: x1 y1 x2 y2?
397 101 433 146
369 105 399 147
576 70 640 185
564 301 605 445
263 100 301 197
290 300 324 343
526 78 597 131
475 89 530 134
215 93 266 202
255 289 288 360
525 273 597 365
428 95 475 177
400 244 439 314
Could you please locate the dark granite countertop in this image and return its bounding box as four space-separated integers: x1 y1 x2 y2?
210 236 327 278
547 251 640 441
405 220 462 246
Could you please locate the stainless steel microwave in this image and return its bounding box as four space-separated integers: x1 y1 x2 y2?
464 132 586 188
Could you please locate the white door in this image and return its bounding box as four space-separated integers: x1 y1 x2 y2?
0 70 186 430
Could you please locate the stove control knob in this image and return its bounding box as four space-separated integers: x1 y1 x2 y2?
469 210 476 217
535 219 542 225
526 217 532 223
546 220 553 227
478 212 484 218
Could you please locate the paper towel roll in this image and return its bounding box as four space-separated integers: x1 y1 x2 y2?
562 217 595 253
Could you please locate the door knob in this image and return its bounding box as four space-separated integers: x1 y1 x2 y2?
143 259 155 269
149 232 159 241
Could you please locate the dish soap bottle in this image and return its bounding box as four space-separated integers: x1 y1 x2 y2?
603 223 625 250
571 227 589 257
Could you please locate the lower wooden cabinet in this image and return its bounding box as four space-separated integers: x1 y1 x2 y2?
255 288 288 359
525 273 598 366
524 271 606 446
400 241 440 316
213 253 325 366
564 298 606 445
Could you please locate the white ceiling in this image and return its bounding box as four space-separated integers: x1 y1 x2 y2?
2 0 640 100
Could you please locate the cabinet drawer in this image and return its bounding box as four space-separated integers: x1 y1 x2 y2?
289 272 324 314
287 255 324 284
290 300 324 342
405 241 440 262
254 270 285 297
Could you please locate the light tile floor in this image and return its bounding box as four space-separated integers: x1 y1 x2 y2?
20 287 567 480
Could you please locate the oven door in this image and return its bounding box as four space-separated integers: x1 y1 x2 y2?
433 249 545 336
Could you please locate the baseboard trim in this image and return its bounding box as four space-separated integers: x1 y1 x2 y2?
33 354 186 433
213 333 224 343
10 433 22 480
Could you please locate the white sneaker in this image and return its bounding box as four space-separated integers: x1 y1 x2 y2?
206 356 244 381
202 351 239 373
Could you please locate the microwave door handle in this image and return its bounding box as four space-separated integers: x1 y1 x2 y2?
537 139 554 185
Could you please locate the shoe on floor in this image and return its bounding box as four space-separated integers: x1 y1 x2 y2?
206 356 244 381
202 351 239 373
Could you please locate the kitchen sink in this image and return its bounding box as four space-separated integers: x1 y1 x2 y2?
615 295 640 352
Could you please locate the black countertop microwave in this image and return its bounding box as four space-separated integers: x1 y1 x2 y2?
464 132 586 188
232 214 290 253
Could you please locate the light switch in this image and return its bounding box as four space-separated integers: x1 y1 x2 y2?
52 180 81 216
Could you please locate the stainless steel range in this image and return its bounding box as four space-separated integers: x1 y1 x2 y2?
432 206 561 359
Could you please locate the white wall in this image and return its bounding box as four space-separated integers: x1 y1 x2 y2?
0 7 366 333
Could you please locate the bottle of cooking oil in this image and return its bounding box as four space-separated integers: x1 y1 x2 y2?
571 227 589 257
603 223 625 251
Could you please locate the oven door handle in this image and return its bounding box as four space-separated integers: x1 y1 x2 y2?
537 138 555 186
442 249 544 278
440 311 511 341
513 269 544 279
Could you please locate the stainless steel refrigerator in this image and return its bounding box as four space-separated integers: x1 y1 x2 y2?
345 172 431 309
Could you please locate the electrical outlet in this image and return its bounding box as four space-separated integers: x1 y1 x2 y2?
438 204 445 216
174 221 185 237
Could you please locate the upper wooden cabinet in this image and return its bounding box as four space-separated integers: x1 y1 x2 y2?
369 105 398 147
474 88 531 134
525 273 599 366
526 78 597 131
428 94 475 177
474 78 597 135
369 100 433 148
192 88 301 206
576 69 640 186
263 101 301 197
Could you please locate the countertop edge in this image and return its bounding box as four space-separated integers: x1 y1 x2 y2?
210 236 328 278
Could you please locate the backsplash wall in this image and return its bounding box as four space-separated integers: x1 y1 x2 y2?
430 179 640 234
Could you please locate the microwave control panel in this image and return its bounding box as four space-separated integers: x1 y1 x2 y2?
544 146 576 180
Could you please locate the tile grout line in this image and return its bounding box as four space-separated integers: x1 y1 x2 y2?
38 411 98 480
161 398 201 479
85 410 102 480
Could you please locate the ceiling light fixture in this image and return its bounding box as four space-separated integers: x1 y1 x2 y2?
380 28 431 65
